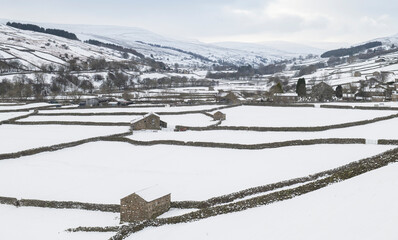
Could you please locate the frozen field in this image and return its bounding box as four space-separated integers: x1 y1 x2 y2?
129 117 398 143
0 125 129 154
219 106 396 127
129 162 398 240
0 141 392 203
19 113 214 127
0 205 118 240
38 105 223 114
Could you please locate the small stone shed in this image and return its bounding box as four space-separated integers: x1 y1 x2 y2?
120 186 171 223
213 111 226 121
131 113 167 130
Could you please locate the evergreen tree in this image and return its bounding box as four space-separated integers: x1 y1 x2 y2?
335 85 343 98
296 78 306 97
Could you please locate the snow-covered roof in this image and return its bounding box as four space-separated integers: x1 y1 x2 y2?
274 93 298 97
131 112 160 124
134 185 170 202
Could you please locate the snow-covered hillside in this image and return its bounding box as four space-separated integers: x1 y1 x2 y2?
213 41 324 57
0 24 130 71
43 24 303 66
0 20 321 67
372 33 398 47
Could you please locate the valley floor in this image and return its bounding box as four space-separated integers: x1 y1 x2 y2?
0 102 397 240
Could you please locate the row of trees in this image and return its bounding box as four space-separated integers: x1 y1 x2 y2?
6 22 79 40
321 41 382 58
0 70 219 99
138 76 217 90
0 60 26 73
0 74 48 99
292 62 326 77
0 70 129 99
85 39 145 59
206 63 287 79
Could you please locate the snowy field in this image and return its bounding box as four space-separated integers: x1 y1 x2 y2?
0 125 129 154
19 113 214 127
157 114 213 127
1 103 397 240
129 161 398 240
39 105 223 114
219 106 396 127
0 205 118 240
321 102 398 107
0 111 32 122
0 102 21 105
19 115 140 123
0 102 55 111
129 116 398 143
0 141 392 203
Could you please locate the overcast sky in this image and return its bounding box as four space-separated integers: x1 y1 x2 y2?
1 0 398 45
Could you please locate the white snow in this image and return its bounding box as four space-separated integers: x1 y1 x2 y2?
38 105 223 114
0 111 31 121
128 161 398 240
158 208 198 219
33 51 66 64
129 116 398 144
0 141 392 203
19 113 213 127
134 185 170 202
220 106 396 127
321 102 398 107
0 124 129 154
0 102 54 111
0 205 118 240
19 115 142 123
159 114 213 127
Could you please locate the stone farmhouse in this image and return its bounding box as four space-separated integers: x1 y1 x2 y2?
131 113 167 130
120 186 171 223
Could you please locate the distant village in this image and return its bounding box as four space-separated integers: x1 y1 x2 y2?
76 70 398 108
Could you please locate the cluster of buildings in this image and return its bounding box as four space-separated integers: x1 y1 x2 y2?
340 71 398 102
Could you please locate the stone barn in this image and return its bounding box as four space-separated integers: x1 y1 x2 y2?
120 186 171 223
213 111 226 121
131 113 167 130
216 91 241 104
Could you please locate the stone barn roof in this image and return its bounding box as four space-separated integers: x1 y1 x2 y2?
131 112 160 125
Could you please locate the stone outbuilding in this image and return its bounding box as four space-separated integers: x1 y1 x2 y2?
120 186 171 223
354 71 362 77
216 91 241 104
213 111 226 121
131 113 167 130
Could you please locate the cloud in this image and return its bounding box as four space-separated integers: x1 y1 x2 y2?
0 0 397 45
